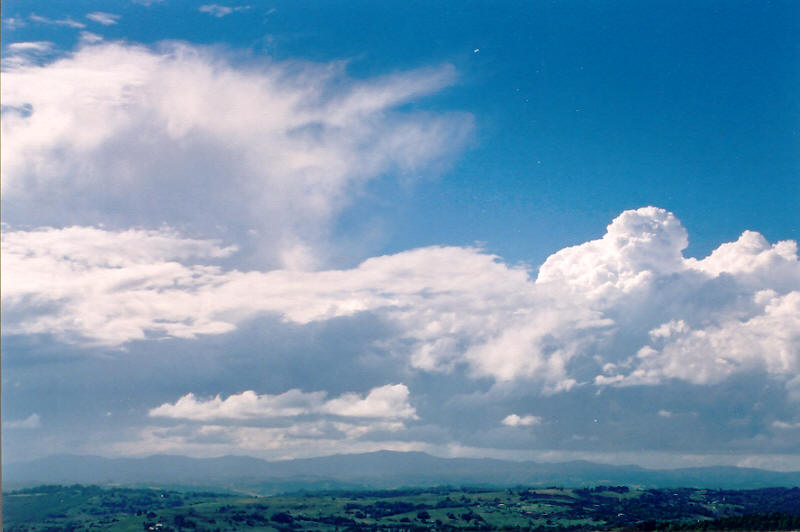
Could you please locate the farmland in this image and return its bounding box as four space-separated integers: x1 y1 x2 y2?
4 484 800 531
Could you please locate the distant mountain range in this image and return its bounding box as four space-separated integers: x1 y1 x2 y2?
4 451 800 494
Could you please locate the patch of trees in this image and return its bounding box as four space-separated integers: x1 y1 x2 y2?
316 486 492 499
631 512 800 531
344 499 427 518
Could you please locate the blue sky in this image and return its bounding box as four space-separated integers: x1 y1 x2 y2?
2 1 799 469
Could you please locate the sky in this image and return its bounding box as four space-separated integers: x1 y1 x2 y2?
1 0 799 470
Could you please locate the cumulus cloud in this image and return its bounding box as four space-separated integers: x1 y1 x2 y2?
689 230 800 292
611 292 800 387
135 384 422 458
150 389 324 421
139 385 418 459
149 384 416 421
320 384 418 419
537 207 688 301
501 414 541 427
1 41 472 268
86 12 120 25
4 208 799 398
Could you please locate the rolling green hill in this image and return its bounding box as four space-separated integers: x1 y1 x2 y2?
4 484 800 531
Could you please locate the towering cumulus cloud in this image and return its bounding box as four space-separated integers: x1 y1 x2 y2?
4 207 798 398
536 208 799 389
1 42 473 268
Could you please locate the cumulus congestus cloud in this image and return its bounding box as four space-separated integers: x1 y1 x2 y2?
4 207 798 398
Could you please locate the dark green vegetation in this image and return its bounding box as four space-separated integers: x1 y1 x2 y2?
5 484 800 531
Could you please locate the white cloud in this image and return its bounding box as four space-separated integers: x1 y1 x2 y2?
689 230 800 292
5 413 42 429
501 414 541 427
4 208 798 397
104 423 800 467
772 421 800 430
537 206 688 301
138 385 419 460
2 225 594 391
1 42 471 268
149 384 416 421
199 5 249 17
7 41 54 53
1 226 239 344
787 376 800 402
29 14 86 28
79 32 104 44
3 17 27 30
86 12 120 25
200 5 232 17
320 384 418 419
150 389 325 421
112 423 427 460
614 291 800 387
3 41 57 69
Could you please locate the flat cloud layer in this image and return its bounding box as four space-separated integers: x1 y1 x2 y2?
4 207 798 398
1 41 473 269
112 424 427 460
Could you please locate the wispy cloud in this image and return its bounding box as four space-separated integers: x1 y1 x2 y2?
3 17 27 30
29 13 86 28
1 42 471 269
79 32 104 44
773 421 800 430
86 12 120 26
4 414 42 429
7 41 54 53
3 41 57 68
199 4 250 17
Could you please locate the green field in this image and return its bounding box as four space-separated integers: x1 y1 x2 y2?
4 484 800 531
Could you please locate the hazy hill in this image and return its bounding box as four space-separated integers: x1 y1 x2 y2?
4 451 799 493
